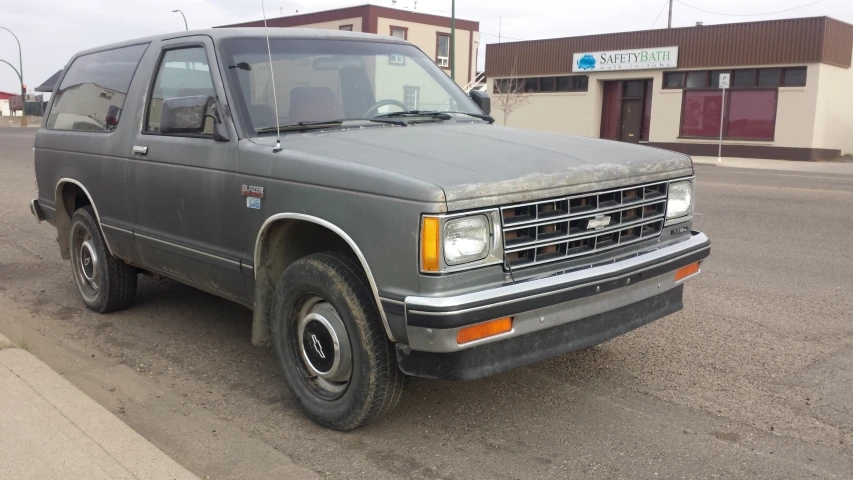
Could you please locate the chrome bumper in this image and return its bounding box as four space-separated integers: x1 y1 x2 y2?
404 231 710 353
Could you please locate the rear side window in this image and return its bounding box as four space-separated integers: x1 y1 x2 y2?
47 44 148 132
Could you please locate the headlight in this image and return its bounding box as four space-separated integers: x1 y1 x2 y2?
444 215 490 265
666 181 693 220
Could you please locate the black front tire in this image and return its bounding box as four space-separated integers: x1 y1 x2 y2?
272 252 404 430
69 206 137 313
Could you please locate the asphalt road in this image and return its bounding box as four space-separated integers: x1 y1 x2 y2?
1 126 851 479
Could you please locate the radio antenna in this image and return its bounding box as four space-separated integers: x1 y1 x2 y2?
261 0 283 152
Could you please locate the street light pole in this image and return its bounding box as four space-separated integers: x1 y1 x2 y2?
0 26 26 126
172 9 188 31
450 0 455 82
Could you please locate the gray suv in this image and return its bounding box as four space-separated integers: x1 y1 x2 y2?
30 28 710 430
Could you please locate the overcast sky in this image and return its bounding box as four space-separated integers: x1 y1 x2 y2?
2 0 852 95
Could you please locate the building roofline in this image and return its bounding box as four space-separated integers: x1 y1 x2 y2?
493 16 848 47
485 16 853 77
218 4 479 33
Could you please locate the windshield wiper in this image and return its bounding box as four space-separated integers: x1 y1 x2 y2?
375 110 495 124
255 117 406 134
374 110 452 120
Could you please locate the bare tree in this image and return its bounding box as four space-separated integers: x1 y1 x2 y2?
491 73 529 126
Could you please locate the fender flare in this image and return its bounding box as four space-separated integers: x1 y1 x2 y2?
54 178 115 258
254 213 396 342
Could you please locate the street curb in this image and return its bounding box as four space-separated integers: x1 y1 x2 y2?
0 332 13 348
0 346 199 479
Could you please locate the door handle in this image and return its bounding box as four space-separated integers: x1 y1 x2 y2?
132 145 148 155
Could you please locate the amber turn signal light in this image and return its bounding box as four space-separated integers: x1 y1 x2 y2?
457 317 513 344
674 262 700 281
421 217 440 271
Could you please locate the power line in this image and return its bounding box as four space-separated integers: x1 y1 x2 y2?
675 0 825 17
651 0 671 28
479 31 527 41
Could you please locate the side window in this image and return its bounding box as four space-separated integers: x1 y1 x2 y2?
47 44 147 132
145 47 216 135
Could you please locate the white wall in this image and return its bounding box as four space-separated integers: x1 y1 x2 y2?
0 99 10 116
488 63 827 152
813 61 853 155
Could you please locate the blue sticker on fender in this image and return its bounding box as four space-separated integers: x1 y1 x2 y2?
247 197 261 209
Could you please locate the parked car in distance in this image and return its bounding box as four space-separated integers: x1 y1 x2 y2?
30 28 710 430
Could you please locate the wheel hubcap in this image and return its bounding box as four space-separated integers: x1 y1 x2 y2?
294 296 352 399
72 225 100 297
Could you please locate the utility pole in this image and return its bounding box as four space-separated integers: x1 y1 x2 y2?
450 0 456 82
667 0 673 28
498 16 502 43
172 9 188 31
0 26 25 126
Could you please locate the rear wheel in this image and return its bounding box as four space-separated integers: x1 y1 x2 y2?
69 206 137 313
272 252 404 430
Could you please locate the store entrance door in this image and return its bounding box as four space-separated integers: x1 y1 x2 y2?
600 80 652 143
620 99 643 143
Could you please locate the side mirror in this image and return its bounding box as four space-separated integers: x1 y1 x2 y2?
469 90 491 115
160 95 212 134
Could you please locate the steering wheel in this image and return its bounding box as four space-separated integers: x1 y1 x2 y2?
362 99 408 118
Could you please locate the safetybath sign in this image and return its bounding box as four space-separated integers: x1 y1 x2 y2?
573 46 678 72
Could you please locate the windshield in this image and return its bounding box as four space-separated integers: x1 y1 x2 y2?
219 37 481 135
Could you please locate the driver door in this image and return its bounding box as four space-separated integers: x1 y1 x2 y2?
128 36 247 300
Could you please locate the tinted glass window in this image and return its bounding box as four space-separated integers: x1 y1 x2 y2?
685 71 707 89
540 77 555 92
557 76 573 91
47 44 147 131
664 72 683 88
573 75 588 91
525 78 540 92
727 90 776 139
145 48 216 134
757 68 781 87
733 69 756 87
623 80 644 98
783 67 807 86
680 90 723 137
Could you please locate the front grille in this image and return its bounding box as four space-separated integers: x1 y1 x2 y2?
501 182 668 269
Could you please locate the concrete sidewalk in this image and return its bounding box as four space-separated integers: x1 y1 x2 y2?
692 155 853 175
0 333 198 480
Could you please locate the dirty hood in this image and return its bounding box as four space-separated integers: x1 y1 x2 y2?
263 122 693 210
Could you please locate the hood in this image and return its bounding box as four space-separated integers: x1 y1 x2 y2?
257 122 693 210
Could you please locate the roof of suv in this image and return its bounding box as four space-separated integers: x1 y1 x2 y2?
72 28 409 59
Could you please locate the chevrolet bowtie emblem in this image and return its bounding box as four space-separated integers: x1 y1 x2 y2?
586 215 612 230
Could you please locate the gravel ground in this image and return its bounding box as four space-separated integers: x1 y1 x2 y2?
1 126 851 479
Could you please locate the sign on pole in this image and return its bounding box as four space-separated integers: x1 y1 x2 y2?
717 73 730 162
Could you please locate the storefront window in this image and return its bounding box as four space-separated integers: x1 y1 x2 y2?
685 71 707 89
782 67 807 86
664 72 684 89
680 89 777 140
680 91 723 137
727 90 776 139
757 68 781 87
733 69 756 87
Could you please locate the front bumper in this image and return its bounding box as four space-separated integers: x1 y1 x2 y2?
396 231 710 380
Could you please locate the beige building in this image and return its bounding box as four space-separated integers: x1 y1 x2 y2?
486 17 853 161
220 4 479 89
